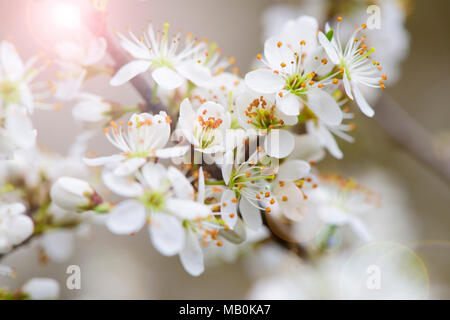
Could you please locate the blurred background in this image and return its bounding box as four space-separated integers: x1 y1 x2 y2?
0 0 449 299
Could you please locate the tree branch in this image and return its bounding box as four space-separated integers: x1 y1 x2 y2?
374 94 450 185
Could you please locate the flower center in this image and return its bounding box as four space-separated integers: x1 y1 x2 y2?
194 115 223 149
0 80 20 105
141 190 166 211
245 96 285 130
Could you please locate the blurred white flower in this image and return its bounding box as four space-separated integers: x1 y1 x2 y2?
0 202 33 253
22 278 60 300
110 23 212 89
309 175 375 241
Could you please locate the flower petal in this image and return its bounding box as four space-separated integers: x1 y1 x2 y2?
166 198 210 220
245 69 284 94
141 162 167 189
152 66 183 90
149 212 184 256
179 229 204 276
83 154 125 166
110 60 151 86
176 61 212 87
220 189 238 229
264 129 295 158
102 166 144 197
318 32 340 65
113 157 146 176
276 92 301 116
40 230 74 263
353 84 375 117
307 89 343 126
155 145 189 159
277 160 310 182
1 41 24 80
239 197 262 231
106 200 146 235
167 166 195 199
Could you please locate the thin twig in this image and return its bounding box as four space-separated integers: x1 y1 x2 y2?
374 94 450 186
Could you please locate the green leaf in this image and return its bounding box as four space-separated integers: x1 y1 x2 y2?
326 29 334 41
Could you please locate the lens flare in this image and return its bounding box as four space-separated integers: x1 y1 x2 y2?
51 2 82 30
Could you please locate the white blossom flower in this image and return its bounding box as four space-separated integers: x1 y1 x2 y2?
0 202 33 253
21 278 60 300
110 23 212 89
53 37 107 101
245 16 343 126
179 98 231 154
105 163 214 276
309 174 375 241
50 176 102 212
0 40 41 113
84 112 188 175
318 21 385 117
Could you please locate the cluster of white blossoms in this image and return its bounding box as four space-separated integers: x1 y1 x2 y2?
0 9 389 296
46 16 385 276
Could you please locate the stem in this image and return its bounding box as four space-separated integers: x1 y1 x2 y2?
374 94 450 186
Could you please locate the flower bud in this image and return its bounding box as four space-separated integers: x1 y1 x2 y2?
22 278 60 300
72 95 112 129
50 177 102 212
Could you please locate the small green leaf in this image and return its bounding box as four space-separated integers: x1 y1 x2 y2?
326 29 334 41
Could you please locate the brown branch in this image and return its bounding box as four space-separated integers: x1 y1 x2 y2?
374 94 450 185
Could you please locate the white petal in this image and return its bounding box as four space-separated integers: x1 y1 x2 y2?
167 166 194 199
239 197 262 231
353 84 375 117
1 41 24 80
179 229 204 276
102 167 143 197
264 129 295 158
7 214 33 245
197 167 205 204
149 212 184 256
277 160 310 182
245 69 284 94
106 200 146 235
176 61 212 87
288 134 325 162
84 37 107 65
113 157 146 176
166 198 210 220
19 84 34 114
110 60 151 86
306 121 343 159
6 112 36 149
83 154 125 166
276 92 301 116
220 189 238 229
178 98 198 145
318 32 340 65
343 73 354 100
274 182 307 221
152 66 183 90
307 89 343 126
141 162 167 189
155 145 189 159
